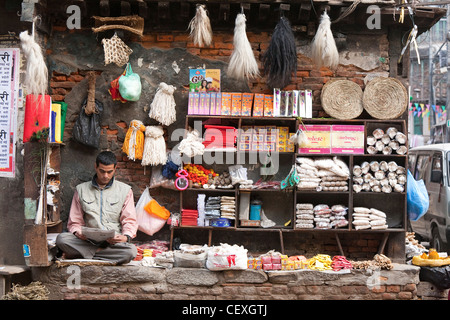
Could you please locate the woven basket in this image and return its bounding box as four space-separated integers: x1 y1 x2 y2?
320 79 363 119
363 77 408 119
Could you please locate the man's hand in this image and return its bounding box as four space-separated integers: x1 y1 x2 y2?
106 234 128 245
74 231 87 241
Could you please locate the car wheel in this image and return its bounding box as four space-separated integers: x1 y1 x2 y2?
431 227 444 252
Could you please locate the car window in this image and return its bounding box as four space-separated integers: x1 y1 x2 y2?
408 153 416 175
430 152 442 183
415 154 430 181
448 151 450 186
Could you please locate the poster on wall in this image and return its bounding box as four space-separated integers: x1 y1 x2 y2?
0 48 20 178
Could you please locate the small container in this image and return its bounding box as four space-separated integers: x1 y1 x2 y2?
250 200 262 220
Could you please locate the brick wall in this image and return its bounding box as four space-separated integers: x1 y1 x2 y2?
34 263 421 300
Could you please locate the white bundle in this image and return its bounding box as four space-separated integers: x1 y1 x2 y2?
142 126 167 166
149 82 176 126
352 207 388 230
311 11 339 70
188 4 213 47
197 194 206 226
178 130 205 158
227 13 259 80
20 28 48 96
295 203 314 229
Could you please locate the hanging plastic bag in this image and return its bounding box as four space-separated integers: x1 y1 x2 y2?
407 169 429 221
72 99 103 148
144 198 171 220
136 187 167 236
119 63 142 101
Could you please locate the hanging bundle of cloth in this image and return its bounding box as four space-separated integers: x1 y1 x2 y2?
122 120 145 160
19 17 48 96
142 125 167 166
311 11 339 70
102 33 133 67
188 4 213 47
148 82 177 126
262 16 297 89
227 13 259 81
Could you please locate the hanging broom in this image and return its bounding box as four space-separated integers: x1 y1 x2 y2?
122 120 146 161
19 17 48 97
262 16 297 89
227 13 260 81
311 11 339 70
188 4 213 47
149 82 176 126
141 125 167 166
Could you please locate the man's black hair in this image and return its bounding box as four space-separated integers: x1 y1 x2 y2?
96 151 117 167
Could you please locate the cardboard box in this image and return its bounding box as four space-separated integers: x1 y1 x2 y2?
239 134 252 143
205 69 221 92
231 93 242 116
199 92 209 115
253 94 265 117
305 90 312 118
189 68 205 92
251 142 264 151
252 134 265 143
188 92 197 115
241 93 254 117
292 90 299 117
298 124 331 154
299 91 306 118
215 92 222 115
221 92 232 115
331 125 365 154
273 89 281 116
210 92 217 115
264 95 274 117
239 142 251 151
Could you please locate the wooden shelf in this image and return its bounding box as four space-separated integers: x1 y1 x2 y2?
171 116 408 261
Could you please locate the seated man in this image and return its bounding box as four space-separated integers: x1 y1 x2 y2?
56 151 137 265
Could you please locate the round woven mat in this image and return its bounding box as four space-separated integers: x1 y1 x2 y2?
363 77 408 119
320 80 363 119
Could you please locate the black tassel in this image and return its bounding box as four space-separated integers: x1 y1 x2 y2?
262 16 297 89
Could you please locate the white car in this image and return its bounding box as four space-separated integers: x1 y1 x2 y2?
408 143 450 252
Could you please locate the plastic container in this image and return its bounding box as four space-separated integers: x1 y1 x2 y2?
249 200 262 220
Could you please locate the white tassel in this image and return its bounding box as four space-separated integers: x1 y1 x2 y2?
142 126 167 166
188 4 213 47
19 21 48 96
149 82 176 126
311 11 339 70
227 13 260 80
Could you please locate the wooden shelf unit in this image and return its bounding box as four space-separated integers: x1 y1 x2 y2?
23 142 63 267
171 116 408 262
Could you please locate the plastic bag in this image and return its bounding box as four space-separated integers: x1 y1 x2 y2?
149 165 177 190
419 266 450 289
206 244 248 271
119 63 142 101
135 187 166 236
407 170 429 221
72 99 103 148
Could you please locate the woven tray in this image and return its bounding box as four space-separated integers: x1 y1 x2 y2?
363 77 408 119
320 80 363 119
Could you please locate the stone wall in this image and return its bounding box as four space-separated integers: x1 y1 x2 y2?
33 264 421 300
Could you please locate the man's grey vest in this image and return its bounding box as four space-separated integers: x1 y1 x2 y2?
76 178 131 234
